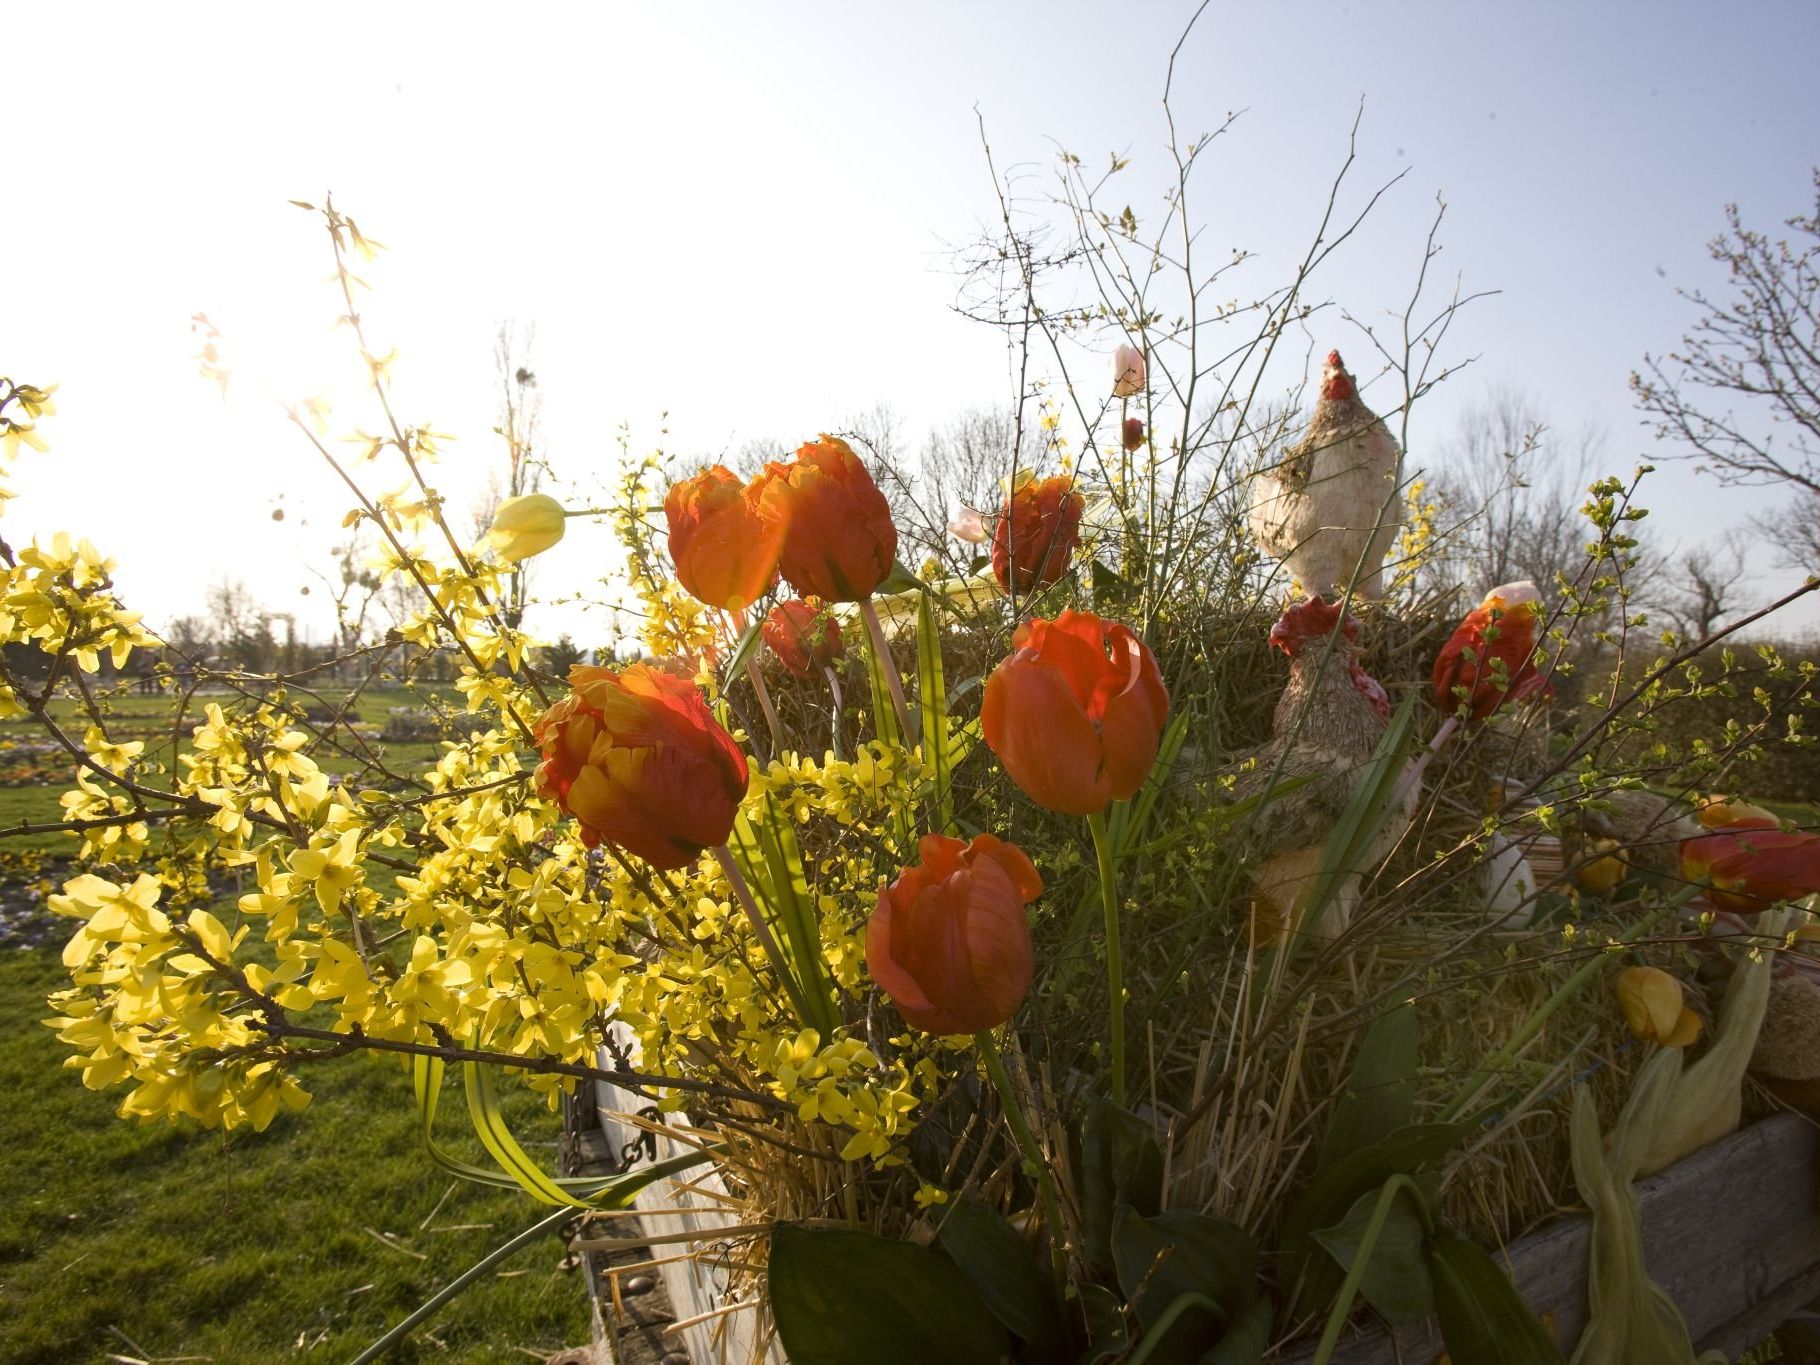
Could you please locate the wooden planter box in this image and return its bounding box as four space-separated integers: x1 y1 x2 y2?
588 1053 1820 1365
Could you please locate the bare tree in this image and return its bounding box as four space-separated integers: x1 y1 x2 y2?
1633 169 1820 571
922 406 1042 524
1650 529 1755 641
204 577 276 671
1420 389 1608 596
308 526 387 653
478 321 546 627
1759 499 1820 572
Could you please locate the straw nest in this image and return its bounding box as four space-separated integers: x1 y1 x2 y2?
701 591 1748 1320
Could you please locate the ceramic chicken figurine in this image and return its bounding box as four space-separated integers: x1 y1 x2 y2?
1228 596 1403 941
1248 350 1404 600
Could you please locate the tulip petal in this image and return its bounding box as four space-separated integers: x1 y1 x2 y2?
983 655 1111 815
1663 1008 1704 1049
867 835 1039 1035
969 833 1044 904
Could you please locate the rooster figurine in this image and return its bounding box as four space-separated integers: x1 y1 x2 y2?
1229 596 1406 942
1248 350 1404 600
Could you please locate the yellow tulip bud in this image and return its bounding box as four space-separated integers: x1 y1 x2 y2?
1575 838 1627 895
1615 966 1702 1048
487 493 566 562
1696 794 1779 830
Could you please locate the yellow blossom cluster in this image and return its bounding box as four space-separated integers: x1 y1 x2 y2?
32 579 948 1170
11 330 954 1206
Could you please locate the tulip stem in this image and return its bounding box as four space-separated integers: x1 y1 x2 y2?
858 599 914 744
711 844 796 1010
744 654 785 760
821 664 847 760
974 1029 1069 1295
1087 809 1126 1106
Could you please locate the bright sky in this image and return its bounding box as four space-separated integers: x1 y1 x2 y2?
12 1 1820 644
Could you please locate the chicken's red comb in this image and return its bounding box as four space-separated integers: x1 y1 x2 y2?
1269 594 1359 656
1326 349 1344 369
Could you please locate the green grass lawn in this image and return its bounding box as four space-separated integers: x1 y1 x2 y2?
0 948 593 1365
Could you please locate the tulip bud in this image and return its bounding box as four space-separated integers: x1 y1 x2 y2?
664 465 786 612
947 507 990 544
1695 794 1780 831
1575 838 1627 895
761 598 843 679
532 663 748 870
1121 416 1145 452
982 610 1170 815
1615 966 1703 1048
1112 344 1147 398
990 474 1084 595
1432 581 1549 721
757 436 898 602
867 833 1043 1035
487 493 567 562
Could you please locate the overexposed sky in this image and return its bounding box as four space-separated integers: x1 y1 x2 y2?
11 2 1820 643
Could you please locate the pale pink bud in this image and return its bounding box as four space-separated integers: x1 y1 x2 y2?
947 507 990 544
1112 344 1146 398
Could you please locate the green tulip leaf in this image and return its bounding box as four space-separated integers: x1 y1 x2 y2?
1282 1121 1470 1317
1079 1282 1131 1364
722 611 765 686
1204 1298 1273 1365
768 1223 1008 1365
1426 1227 1564 1364
876 559 927 596
935 1199 1066 1358
1081 1096 1164 1269
1111 1207 1258 1354
1311 1174 1438 1325
1317 1003 1418 1171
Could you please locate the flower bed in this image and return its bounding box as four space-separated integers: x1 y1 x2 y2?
12 194 1820 1364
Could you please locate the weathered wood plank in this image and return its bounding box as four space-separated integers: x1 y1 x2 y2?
593 1031 780 1365
1287 1112 1820 1363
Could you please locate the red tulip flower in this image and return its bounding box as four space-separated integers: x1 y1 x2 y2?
991 473 1085 595
1121 417 1145 453
1681 827 1820 915
867 833 1043 1034
533 663 748 870
664 465 785 613
758 436 897 602
1433 580 1550 721
982 610 1170 815
761 597 843 679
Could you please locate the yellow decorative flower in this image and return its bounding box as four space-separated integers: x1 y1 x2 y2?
1615 966 1702 1048
487 493 567 562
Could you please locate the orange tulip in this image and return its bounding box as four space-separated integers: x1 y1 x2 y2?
991 473 1084 595
761 597 843 679
982 610 1170 815
758 436 897 602
867 833 1043 1034
1680 826 1820 915
664 464 786 613
1433 580 1549 721
532 663 747 870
